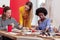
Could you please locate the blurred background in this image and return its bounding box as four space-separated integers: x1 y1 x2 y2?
0 0 60 29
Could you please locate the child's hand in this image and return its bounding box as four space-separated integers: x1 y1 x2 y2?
10 23 14 28
19 25 23 29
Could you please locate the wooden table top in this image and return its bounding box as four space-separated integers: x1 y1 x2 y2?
0 30 59 40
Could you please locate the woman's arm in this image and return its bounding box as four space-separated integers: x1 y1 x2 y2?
11 18 19 29
36 20 41 30
0 18 6 30
30 9 33 22
19 7 23 27
45 19 51 32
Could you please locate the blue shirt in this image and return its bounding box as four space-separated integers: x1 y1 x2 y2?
37 18 51 32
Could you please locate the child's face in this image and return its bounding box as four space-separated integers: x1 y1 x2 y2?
5 10 11 18
38 13 45 19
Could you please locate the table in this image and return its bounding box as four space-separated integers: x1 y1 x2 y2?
0 30 58 40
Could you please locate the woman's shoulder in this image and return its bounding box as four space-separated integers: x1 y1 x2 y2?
46 18 51 21
19 6 25 10
38 20 41 24
10 18 17 22
38 20 41 22
19 6 25 13
46 18 51 22
11 17 15 20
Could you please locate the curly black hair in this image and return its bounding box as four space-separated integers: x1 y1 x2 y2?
36 7 48 16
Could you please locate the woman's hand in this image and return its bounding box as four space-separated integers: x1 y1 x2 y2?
19 25 23 29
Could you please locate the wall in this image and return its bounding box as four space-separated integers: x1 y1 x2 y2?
0 0 10 7
46 0 60 28
1 0 60 27
10 0 29 22
52 0 60 28
0 0 37 25
29 0 38 26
